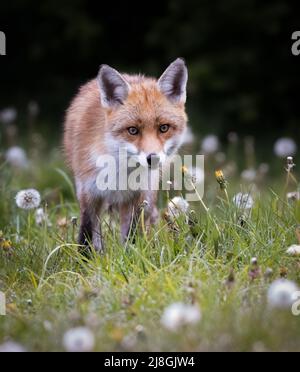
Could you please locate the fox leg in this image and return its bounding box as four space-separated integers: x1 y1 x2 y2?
119 203 136 243
78 197 103 253
119 192 159 243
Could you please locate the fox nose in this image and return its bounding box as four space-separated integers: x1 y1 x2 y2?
146 153 160 168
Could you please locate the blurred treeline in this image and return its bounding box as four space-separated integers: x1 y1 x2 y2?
0 0 299 138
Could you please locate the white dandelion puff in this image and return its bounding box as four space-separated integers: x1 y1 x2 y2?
5 147 28 169
201 135 219 154
15 189 41 210
0 341 26 353
161 303 201 332
286 245 300 256
187 166 205 186
167 197 189 218
233 193 254 210
267 279 298 309
241 169 257 183
63 327 95 352
274 138 297 158
0 107 17 124
287 191 300 201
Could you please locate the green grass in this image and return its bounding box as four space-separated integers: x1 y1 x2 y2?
1 146 300 352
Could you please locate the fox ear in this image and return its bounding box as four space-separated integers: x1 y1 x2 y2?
158 58 188 104
97 65 130 108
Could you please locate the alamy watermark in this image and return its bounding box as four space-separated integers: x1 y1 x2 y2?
291 291 300 316
0 31 6 55
291 31 300 56
0 291 6 316
95 150 204 202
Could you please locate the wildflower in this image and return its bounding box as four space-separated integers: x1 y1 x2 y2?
0 107 17 124
167 197 189 218
161 302 201 332
15 189 41 210
241 169 257 183
274 138 297 158
63 327 95 352
233 193 254 210
287 191 300 201
215 170 227 190
5 147 28 169
0 341 26 353
267 279 298 309
286 245 300 256
286 156 296 172
201 135 219 154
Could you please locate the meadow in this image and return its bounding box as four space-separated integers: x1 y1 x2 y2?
0 113 300 352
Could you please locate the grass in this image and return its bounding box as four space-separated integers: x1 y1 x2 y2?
1 141 300 352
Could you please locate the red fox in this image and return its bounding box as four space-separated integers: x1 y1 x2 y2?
64 58 188 252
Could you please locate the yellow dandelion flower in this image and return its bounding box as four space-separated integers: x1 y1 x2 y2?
215 170 227 190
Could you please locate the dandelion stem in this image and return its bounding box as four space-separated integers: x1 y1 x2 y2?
189 180 221 236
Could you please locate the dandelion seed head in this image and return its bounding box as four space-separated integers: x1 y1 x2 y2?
274 138 297 158
201 135 219 154
5 146 28 169
233 193 254 210
167 197 189 218
0 341 26 353
0 107 17 124
15 189 41 210
161 303 201 332
241 169 257 183
187 166 204 185
63 327 95 352
267 279 298 309
287 192 300 201
286 245 300 256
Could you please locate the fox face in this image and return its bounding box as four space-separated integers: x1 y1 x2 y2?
98 58 188 169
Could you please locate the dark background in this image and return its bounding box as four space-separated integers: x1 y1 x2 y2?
0 0 299 139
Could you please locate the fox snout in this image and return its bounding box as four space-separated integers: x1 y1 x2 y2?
146 153 160 168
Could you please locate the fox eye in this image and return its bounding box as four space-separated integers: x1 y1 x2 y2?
159 124 170 133
128 127 139 136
